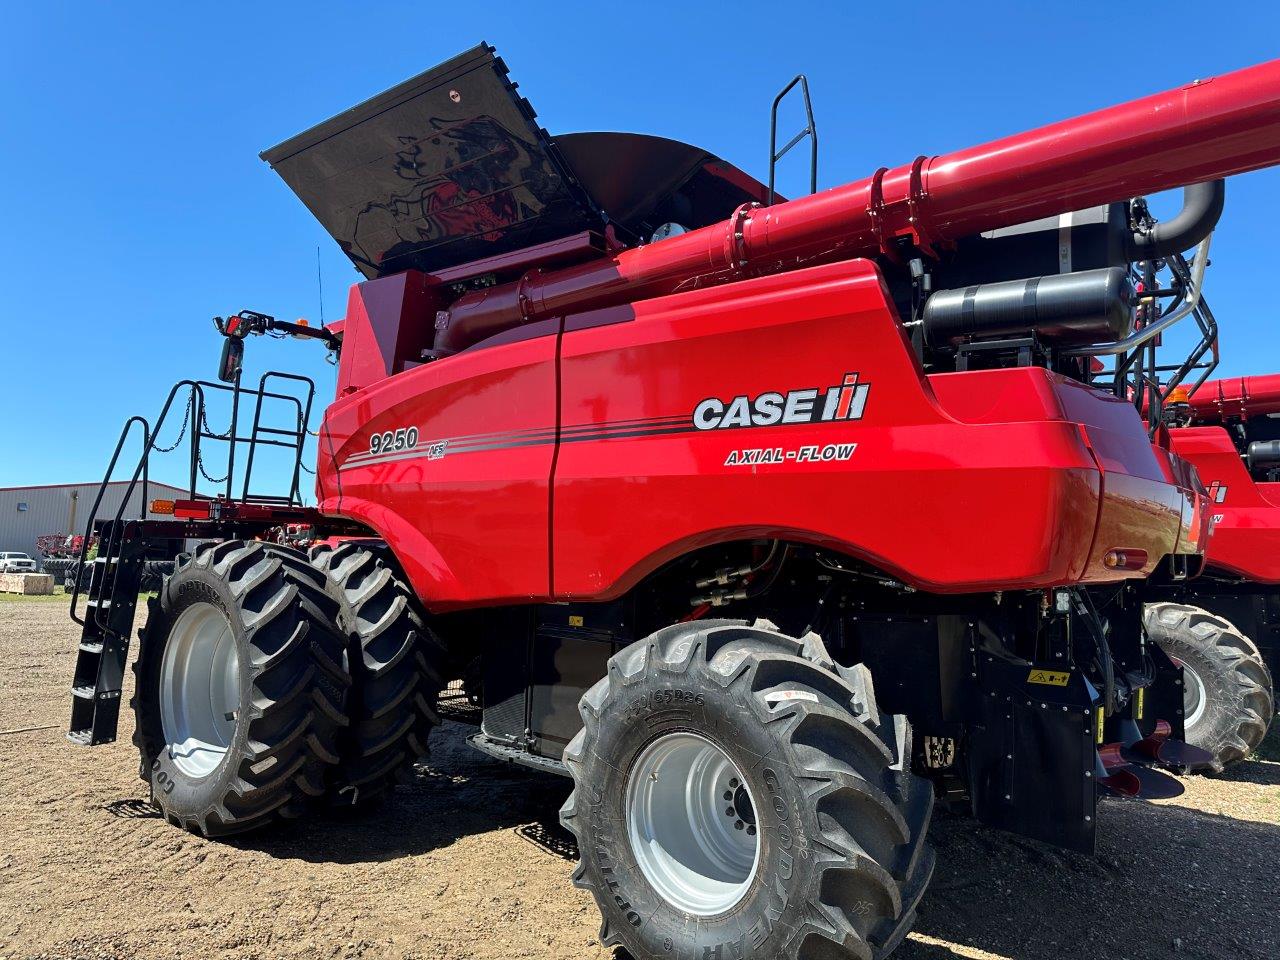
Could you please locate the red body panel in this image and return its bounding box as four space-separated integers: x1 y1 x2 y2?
1168 426 1280 583
318 260 1204 611
319 325 558 606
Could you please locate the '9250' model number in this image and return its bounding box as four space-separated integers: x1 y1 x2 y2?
370 427 419 455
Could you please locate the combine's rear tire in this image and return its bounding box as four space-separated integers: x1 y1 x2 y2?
309 542 444 807
561 620 934 960
1145 602 1275 773
131 541 350 836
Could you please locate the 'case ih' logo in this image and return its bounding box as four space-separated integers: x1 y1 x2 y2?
693 373 870 430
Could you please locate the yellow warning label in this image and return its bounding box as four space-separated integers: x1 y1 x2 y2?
1096 706 1106 744
1135 686 1145 720
1027 669 1071 687
568 615 585 627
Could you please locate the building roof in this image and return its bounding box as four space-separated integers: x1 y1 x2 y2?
0 480 190 493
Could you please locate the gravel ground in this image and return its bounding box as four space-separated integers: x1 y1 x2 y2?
1 596 1277 960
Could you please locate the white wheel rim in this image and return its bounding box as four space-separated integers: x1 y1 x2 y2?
625 732 761 916
159 602 240 779
1178 657 1208 729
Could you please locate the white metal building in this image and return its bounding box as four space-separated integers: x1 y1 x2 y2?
0 481 188 564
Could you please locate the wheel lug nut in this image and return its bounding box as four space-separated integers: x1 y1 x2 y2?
747 825 756 836
723 791 733 801
726 807 736 817
729 778 739 788
735 820 744 830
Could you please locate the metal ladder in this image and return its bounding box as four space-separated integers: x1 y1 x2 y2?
67 519 148 745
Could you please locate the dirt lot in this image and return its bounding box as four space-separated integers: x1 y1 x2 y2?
1 595 1277 960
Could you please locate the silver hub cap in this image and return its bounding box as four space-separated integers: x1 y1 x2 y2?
625 732 761 916
159 601 240 778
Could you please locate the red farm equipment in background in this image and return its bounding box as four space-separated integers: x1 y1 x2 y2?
35 533 95 586
1143 372 1280 771
63 44 1280 959
1072 237 1277 773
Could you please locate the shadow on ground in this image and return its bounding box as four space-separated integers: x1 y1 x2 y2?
222 721 573 865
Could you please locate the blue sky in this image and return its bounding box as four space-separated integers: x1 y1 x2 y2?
2 2 1278 495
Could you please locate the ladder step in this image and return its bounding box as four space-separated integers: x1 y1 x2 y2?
79 641 104 654
67 729 93 746
71 684 96 700
87 597 111 610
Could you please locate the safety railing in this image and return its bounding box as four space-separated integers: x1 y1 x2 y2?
69 373 316 628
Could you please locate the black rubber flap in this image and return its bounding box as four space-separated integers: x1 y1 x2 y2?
261 44 601 279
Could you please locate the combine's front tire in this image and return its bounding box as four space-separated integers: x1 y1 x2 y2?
131 541 350 835
310 542 444 807
1145 602 1275 773
561 620 934 960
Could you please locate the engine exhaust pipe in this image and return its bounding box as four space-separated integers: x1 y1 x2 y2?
1126 180 1226 260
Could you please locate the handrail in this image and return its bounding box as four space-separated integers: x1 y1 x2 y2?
1062 235 1212 357
69 416 150 627
240 372 316 503
1158 254 1220 400
68 372 318 625
767 75 818 206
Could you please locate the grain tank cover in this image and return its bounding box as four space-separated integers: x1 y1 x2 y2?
262 44 775 280
261 44 601 279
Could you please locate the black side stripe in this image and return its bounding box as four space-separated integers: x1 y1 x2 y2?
340 418 702 470
341 414 686 465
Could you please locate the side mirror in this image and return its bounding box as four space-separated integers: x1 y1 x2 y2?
218 337 244 383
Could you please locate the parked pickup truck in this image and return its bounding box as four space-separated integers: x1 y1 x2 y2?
0 552 38 573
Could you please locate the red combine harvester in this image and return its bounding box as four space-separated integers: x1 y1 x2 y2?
66 45 1280 959
1146 374 1280 770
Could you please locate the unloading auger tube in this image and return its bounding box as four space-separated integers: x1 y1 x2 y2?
433 58 1280 353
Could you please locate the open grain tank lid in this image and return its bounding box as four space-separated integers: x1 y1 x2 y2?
261 43 773 280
